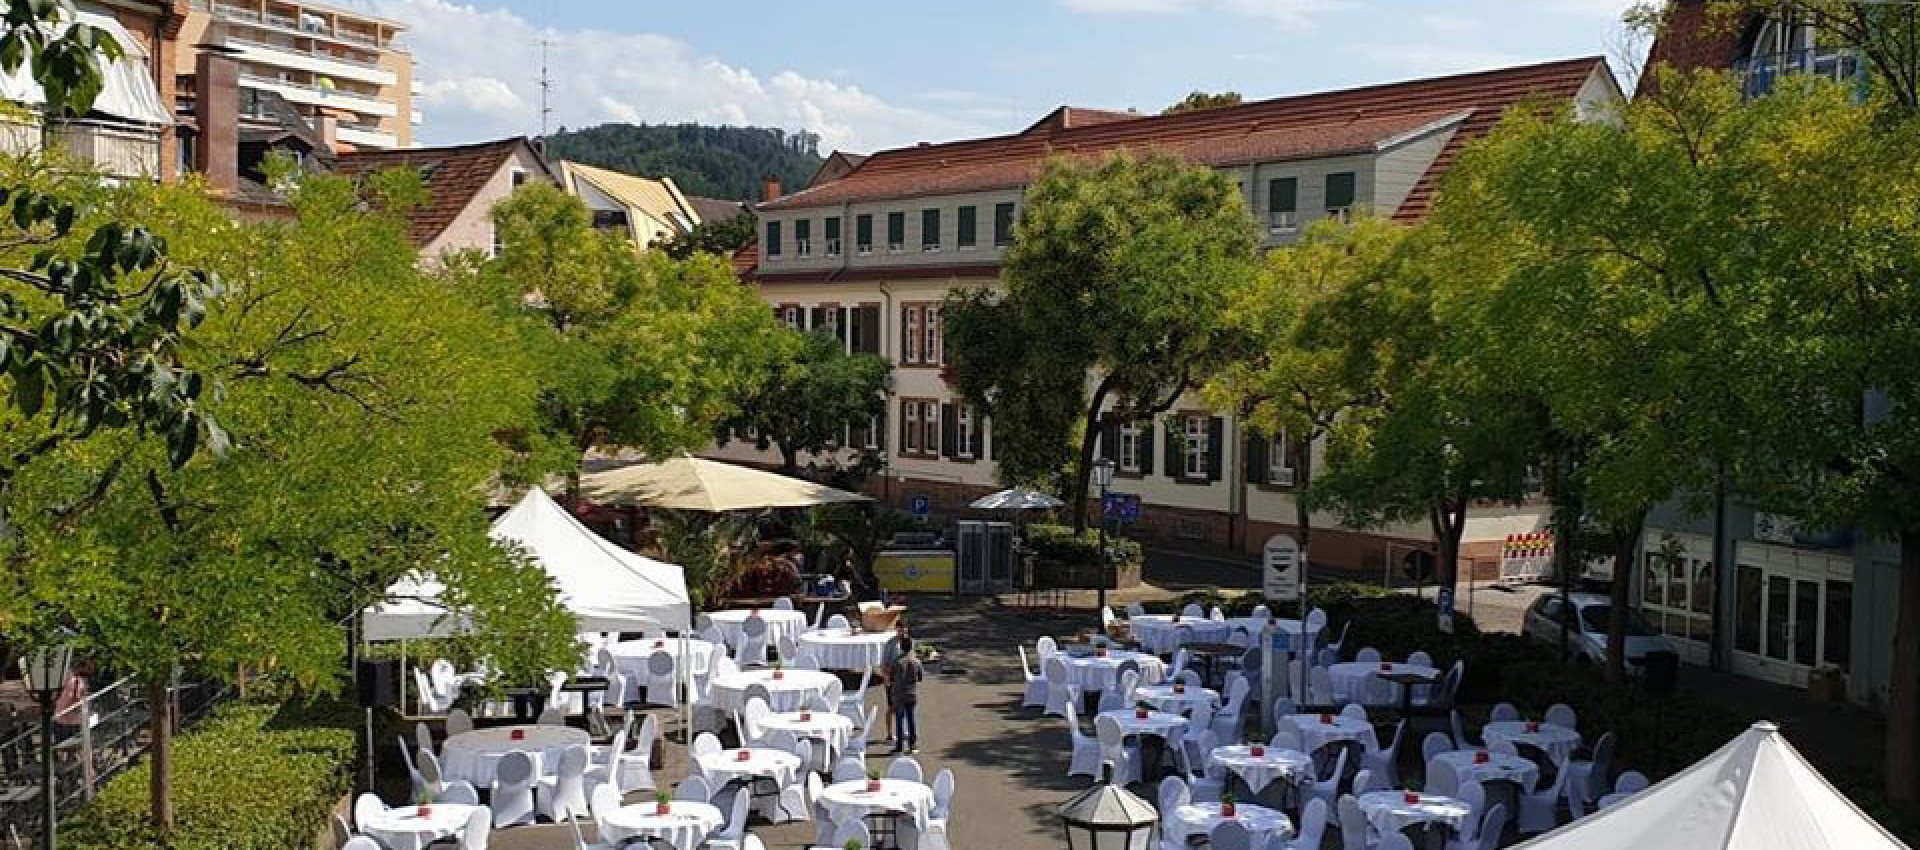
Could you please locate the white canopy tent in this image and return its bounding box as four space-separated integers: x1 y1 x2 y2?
363 488 691 640
1515 720 1910 850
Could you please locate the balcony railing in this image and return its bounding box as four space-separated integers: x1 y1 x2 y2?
1734 47 1864 98
239 72 389 114
46 120 161 180
225 32 383 70
198 0 394 51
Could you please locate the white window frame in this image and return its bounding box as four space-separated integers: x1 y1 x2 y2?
957 406 975 459
1184 415 1208 479
822 306 839 335
1268 430 1295 487
1268 210 1298 233
862 414 880 450
922 401 941 457
904 401 921 453
780 306 802 331
904 306 922 365
826 237 842 257
1118 422 1141 472
796 238 812 257
923 307 940 367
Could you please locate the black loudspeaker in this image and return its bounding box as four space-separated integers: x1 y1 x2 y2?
356 659 399 708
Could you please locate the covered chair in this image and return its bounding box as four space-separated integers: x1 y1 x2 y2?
1066 700 1104 779
490 751 538 828
537 745 592 822
1043 656 1078 717
1290 798 1329 850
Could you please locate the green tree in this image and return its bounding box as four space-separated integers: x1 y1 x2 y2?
661 209 756 261
944 153 1257 530
714 327 889 473
1162 91 1244 115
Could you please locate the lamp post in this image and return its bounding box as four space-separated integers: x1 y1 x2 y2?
1057 761 1158 850
1091 459 1116 615
21 642 72 850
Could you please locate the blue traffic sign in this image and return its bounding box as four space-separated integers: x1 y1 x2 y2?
910 494 930 516
1103 492 1141 522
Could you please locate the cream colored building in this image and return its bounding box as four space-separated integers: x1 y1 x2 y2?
557 161 703 248
712 60 1624 573
176 0 415 150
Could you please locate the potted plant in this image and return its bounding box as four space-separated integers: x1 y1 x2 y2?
655 791 672 815
1220 789 1237 818
1248 739 1264 758
413 788 431 817
866 769 882 793
844 840 865 850
772 660 785 680
1134 701 1151 720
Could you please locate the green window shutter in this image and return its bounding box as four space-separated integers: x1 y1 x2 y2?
1245 428 1269 485
824 216 840 241
971 410 986 459
994 202 1016 246
1164 422 1182 480
1207 417 1225 481
1138 420 1154 475
795 218 811 242
855 306 880 354
941 403 958 460
766 220 782 255
957 206 976 246
875 407 886 451
1326 172 1357 209
1268 178 1297 212
856 215 873 249
887 212 905 247
922 209 941 248
1099 415 1118 463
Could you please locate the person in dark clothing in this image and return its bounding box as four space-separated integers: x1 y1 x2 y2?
887 635 925 754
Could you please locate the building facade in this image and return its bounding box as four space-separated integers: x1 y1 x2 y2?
333 137 554 261
714 59 1623 576
175 0 414 150
0 1 184 181
1636 0 1898 708
558 160 703 249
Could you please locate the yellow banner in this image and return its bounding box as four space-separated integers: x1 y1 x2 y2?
874 551 955 593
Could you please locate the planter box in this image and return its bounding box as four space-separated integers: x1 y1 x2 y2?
1033 558 1142 589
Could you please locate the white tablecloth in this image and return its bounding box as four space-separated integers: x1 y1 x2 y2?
818 778 935 831
760 710 856 758
1208 745 1312 793
361 803 480 850
1280 714 1376 753
1482 721 1582 764
1129 615 1231 654
1357 791 1473 835
1327 662 1441 705
603 801 724 850
709 609 808 648
1433 749 1541 792
799 628 895 670
439 725 589 785
1098 709 1189 740
1056 651 1167 692
697 748 803 791
606 638 717 701
706 668 839 713
1170 802 1293 847
1133 683 1220 713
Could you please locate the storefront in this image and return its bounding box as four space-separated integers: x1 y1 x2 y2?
1640 534 1853 688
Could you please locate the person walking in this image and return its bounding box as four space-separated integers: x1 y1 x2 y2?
880 619 910 744
887 635 925 754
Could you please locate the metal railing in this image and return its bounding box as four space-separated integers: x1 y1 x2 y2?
224 32 384 70
198 0 394 51
0 677 228 850
1734 47 1864 98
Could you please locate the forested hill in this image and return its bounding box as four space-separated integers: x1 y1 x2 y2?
544 123 827 201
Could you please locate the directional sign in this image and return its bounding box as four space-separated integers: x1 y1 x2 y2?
910 494 930 516
1102 492 1141 522
1263 533 1303 602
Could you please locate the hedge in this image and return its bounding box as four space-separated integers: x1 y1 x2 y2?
1027 523 1143 567
62 697 359 850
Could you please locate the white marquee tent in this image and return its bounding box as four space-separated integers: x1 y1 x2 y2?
1515 720 1910 850
363 488 690 639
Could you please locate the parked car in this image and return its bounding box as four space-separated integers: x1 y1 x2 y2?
1522 591 1677 669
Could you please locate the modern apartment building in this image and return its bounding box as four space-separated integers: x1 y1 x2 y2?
0 1 182 181
714 59 1622 577
175 0 415 151
1636 0 1897 708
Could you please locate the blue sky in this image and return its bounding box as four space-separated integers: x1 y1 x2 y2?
351 0 1647 153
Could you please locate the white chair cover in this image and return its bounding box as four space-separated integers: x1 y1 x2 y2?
490 750 537 828
537 744 591 822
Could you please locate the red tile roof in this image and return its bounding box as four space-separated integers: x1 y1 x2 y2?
760 58 1610 223
730 243 759 278
334 137 553 248
1637 0 1759 98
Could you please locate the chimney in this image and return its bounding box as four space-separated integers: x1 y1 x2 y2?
315 112 339 152
761 173 782 203
193 46 239 193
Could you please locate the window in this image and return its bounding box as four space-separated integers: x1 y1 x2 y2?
856 214 873 254
848 414 880 451
1184 414 1208 479
957 206 977 248
903 305 922 364
1267 177 1298 232
1118 422 1142 472
887 212 906 252
779 305 802 330
957 406 975 458
511 168 528 187
1267 430 1295 486
921 400 940 456
490 222 503 258
766 220 783 257
592 209 630 230
922 208 941 251
1325 172 1357 222
993 202 1016 246
824 216 842 257
923 306 940 367
794 219 812 257
903 401 921 453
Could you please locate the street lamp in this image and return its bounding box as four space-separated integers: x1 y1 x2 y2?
1057 761 1157 850
21 641 72 850
1092 458 1116 616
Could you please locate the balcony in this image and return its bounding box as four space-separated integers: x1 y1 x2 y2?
223 33 396 86
1735 47 1863 99
239 72 397 118
199 0 397 52
335 122 398 149
47 120 162 179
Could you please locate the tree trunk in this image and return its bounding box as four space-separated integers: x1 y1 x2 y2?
1888 528 1920 805
1431 495 1466 590
1293 435 1314 554
1604 516 1644 685
779 441 800 474
1071 377 1117 534
147 676 174 830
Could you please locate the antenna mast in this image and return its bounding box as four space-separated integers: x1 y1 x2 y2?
538 38 554 138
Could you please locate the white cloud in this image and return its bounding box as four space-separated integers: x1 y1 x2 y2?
1058 0 1349 29
358 0 986 153
1358 43 1545 78
1416 12 1481 36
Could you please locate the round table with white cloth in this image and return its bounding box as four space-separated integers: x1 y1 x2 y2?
1482 721 1583 764
1055 650 1167 692
1356 791 1473 835
760 710 856 758
818 778 936 832
708 609 808 648
1432 749 1541 792
439 725 590 785
705 668 839 713
360 803 481 850
606 637 718 700
1133 683 1220 714
1169 802 1294 847
1280 713 1376 754
1208 744 1313 793
1097 709 1190 741
698 748 803 790
798 628 895 670
603 800 725 850
1327 661 1441 705
1129 615 1232 654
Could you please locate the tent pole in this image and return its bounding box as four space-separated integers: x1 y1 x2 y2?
400 638 408 714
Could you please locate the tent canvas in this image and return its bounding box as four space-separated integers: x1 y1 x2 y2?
363 488 690 639
581 453 871 512
1515 720 1909 850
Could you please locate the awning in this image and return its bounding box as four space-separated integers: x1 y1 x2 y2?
582 454 872 512
0 3 171 126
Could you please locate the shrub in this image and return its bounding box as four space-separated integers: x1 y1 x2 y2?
62 697 359 850
1026 523 1142 567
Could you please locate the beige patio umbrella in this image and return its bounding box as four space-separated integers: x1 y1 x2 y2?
580 453 872 512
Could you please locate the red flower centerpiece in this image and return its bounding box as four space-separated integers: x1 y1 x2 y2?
1173 682 1186 695
1249 743 1265 758
1404 792 1421 804
1320 713 1333 724
1135 706 1149 720
654 639 665 648
736 749 752 762
1379 661 1392 671
1172 613 1182 623
416 805 431 817
1474 751 1490 764
800 711 812 722
510 728 525 741
1221 791 1238 818
1526 720 1541 733
866 772 882 792
1096 647 1108 658
655 792 671 815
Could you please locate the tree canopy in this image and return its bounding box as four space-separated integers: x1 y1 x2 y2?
714 327 889 473
545 123 825 201
1163 91 1244 114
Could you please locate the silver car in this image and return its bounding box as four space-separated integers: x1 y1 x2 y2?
1523 591 1676 668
